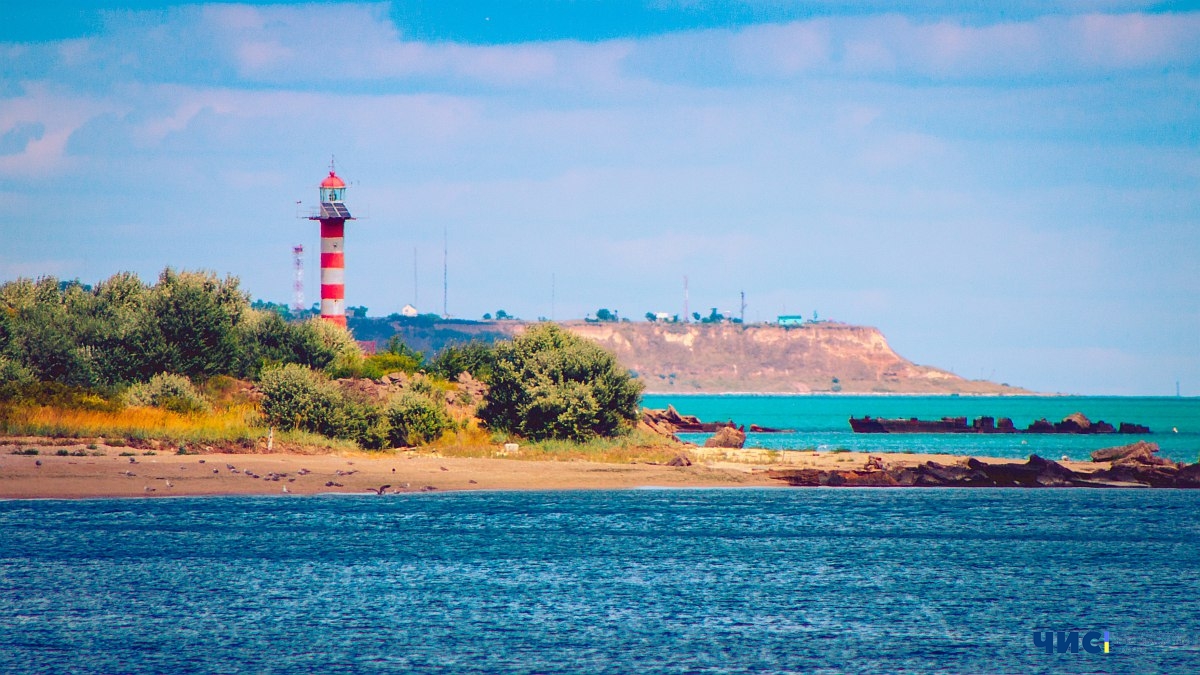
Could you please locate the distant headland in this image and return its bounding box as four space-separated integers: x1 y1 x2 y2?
347 316 1030 396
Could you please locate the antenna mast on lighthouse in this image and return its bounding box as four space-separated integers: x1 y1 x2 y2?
292 244 305 314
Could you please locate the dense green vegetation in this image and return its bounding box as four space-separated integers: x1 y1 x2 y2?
1 270 646 449
480 323 643 442
0 270 335 387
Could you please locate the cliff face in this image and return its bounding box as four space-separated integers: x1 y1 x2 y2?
361 318 1025 394
561 322 1025 394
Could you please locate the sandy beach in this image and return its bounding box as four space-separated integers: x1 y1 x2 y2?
0 438 1115 499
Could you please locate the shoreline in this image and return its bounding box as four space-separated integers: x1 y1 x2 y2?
0 439 1132 500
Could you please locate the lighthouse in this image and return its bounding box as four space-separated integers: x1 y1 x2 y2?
309 168 354 327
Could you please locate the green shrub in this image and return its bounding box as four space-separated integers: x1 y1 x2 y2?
56 448 69 456
428 342 497 382
258 363 389 449
0 356 36 386
124 373 211 414
237 311 336 378
480 323 643 442
10 448 39 455
326 396 389 450
259 364 338 430
387 392 453 447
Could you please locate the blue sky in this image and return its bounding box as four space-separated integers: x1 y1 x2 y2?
2 1 1198 394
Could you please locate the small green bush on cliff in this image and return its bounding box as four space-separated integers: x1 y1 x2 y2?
480 323 643 442
125 373 211 414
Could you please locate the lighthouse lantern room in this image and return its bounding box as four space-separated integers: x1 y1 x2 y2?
309 168 355 327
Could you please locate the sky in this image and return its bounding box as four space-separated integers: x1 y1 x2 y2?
1 1 1198 395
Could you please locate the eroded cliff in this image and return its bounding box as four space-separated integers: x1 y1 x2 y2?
364 318 1026 394
561 322 1026 394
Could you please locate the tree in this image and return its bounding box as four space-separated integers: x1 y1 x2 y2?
237 311 336 378
495 309 511 320
483 313 492 320
135 269 247 380
429 341 497 382
645 312 657 322
595 308 616 322
479 323 643 441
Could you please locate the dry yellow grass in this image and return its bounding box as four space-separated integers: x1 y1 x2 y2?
4 403 260 443
3 400 681 463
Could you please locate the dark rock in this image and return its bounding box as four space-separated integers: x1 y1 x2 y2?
1027 418 1056 433
766 468 821 486
1091 440 1161 464
666 454 692 467
837 470 899 487
824 472 847 486
1175 464 1200 488
919 461 991 486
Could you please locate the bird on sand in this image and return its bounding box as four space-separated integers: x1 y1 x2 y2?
165 480 173 488
366 485 392 495
282 485 290 494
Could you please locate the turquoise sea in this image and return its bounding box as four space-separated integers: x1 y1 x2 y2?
2 490 1199 674
644 395 1200 463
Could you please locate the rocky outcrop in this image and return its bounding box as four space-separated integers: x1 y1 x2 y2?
769 451 1200 489
1091 440 1170 465
642 406 739 433
704 427 747 449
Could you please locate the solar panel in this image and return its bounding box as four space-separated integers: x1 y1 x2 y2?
318 202 353 219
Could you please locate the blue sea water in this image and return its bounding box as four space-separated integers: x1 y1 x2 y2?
644 395 1200 463
1 490 1199 674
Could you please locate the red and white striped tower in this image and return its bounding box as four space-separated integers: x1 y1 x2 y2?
309 169 354 327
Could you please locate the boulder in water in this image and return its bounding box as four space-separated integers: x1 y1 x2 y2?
703 426 746 449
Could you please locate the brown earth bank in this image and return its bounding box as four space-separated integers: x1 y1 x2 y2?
5 438 1183 499
363 318 1028 395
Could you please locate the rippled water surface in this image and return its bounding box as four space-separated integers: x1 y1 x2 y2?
3 490 1199 673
